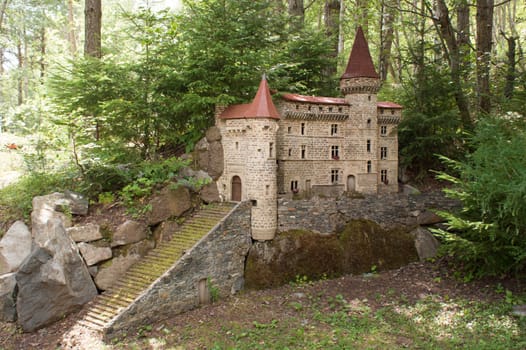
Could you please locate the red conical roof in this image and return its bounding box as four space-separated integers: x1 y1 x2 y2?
219 76 280 120
341 26 379 79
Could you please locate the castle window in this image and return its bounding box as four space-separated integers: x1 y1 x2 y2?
338 107 343 113
308 106 311 111
301 123 305 135
380 125 387 136
295 104 299 110
366 139 371 152
319 106 323 112
381 147 387 160
331 145 339 159
368 95 371 101
331 169 339 184
328 107 333 112
380 109 384 114
301 145 306 159
367 119 371 127
291 180 298 192
391 110 395 115
288 126 292 134
266 185 269 195
367 160 372 173
331 124 338 135
269 142 274 158
381 170 388 184
288 148 292 157
251 199 258 207
235 142 239 150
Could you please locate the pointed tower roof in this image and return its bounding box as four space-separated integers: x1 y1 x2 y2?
341 27 379 80
220 75 280 120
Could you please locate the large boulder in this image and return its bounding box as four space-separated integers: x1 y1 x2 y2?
207 141 224 180
94 254 141 291
111 220 150 248
417 210 445 226
411 227 440 261
200 182 220 204
16 219 98 332
31 193 72 242
146 186 191 226
0 221 32 275
205 126 221 142
77 243 112 266
0 273 17 322
63 191 89 216
66 223 102 243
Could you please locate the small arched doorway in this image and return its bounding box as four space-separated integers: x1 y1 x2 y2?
231 176 242 201
347 175 356 192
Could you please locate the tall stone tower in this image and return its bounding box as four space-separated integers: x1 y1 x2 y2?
216 76 279 241
340 27 381 193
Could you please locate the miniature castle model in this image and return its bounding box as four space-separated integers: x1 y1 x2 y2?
215 27 402 241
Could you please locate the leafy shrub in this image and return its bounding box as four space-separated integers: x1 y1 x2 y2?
434 114 526 278
120 157 190 211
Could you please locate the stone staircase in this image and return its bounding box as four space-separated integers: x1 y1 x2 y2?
78 202 236 331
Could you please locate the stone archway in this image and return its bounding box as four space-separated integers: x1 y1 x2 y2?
231 176 242 201
347 175 356 192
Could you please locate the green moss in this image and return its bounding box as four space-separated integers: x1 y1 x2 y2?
245 221 419 290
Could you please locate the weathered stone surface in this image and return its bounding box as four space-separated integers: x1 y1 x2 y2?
113 239 155 258
105 202 251 335
200 182 220 204
207 141 224 180
95 254 141 291
66 223 102 242
16 219 97 332
78 243 112 266
411 227 440 261
417 210 445 226
63 191 89 216
0 273 17 322
205 126 222 142
111 220 149 248
403 184 421 195
195 138 209 172
278 192 460 234
146 186 191 226
0 221 32 275
153 221 179 244
31 193 72 242
512 305 526 317
246 220 419 289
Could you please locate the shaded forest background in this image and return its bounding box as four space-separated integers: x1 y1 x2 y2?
0 0 525 278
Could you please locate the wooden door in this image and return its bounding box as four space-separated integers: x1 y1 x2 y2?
347 175 355 192
232 176 242 201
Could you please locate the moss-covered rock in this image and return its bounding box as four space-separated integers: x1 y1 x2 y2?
245 220 419 289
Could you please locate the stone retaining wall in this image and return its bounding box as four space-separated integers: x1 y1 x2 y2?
105 201 251 336
278 191 459 234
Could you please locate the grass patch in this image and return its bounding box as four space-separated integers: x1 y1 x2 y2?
111 292 526 349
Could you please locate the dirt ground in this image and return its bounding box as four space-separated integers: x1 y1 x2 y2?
0 260 523 350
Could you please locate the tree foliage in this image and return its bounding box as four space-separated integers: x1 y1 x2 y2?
435 115 526 278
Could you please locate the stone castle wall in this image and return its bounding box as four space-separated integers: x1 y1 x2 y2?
277 192 459 234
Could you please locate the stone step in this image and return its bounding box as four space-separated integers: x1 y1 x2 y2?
78 203 236 331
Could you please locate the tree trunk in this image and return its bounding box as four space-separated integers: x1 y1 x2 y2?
502 32 517 99
40 26 46 80
17 42 23 105
379 0 397 81
84 0 101 58
67 0 77 55
0 0 9 75
430 0 471 127
288 0 304 29
323 0 339 78
476 0 494 114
